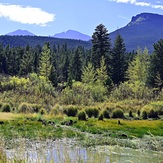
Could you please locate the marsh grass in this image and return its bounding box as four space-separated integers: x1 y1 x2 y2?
0 112 21 121
74 118 163 137
0 112 163 162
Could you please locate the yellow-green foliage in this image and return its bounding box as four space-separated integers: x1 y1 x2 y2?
141 101 163 115
1 103 11 112
0 112 21 121
104 100 145 113
61 80 107 105
18 102 33 113
0 74 57 109
50 104 62 115
141 104 154 113
18 102 42 113
39 107 47 115
150 101 163 115
1 76 30 92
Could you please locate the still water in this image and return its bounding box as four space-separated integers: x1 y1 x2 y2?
5 138 163 163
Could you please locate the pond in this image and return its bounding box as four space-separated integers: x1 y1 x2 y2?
4 138 163 163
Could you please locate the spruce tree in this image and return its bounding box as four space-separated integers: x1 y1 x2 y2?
69 47 82 81
0 43 4 73
19 45 33 75
111 34 126 85
91 24 111 69
62 52 70 82
147 39 163 89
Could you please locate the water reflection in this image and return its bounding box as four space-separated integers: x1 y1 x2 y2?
4 139 163 163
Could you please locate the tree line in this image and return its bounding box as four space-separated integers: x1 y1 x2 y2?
0 24 163 101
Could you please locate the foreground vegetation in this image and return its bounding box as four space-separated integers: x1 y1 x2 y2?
0 112 163 146
0 112 163 162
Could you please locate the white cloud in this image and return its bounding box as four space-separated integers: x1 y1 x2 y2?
135 2 151 7
113 0 135 3
109 0 163 9
0 3 55 26
152 4 163 9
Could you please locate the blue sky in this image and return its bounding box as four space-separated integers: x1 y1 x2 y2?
0 0 163 36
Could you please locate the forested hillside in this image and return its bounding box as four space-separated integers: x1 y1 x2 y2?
0 35 92 49
0 23 163 119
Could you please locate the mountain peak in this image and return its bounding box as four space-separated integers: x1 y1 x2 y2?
109 12 163 52
128 13 162 26
6 29 36 36
53 30 91 41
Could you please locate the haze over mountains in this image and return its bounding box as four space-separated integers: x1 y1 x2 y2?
5 29 91 41
2 12 163 52
6 29 35 36
53 30 91 41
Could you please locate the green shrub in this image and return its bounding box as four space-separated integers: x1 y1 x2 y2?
142 110 147 119
31 104 41 113
85 108 94 118
98 113 104 121
110 82 133 100
18 102 33 113
112 108 124 118
1 103 11 112
85 107 99 118
129 110 133 117
142 101 163 116
50 104 63 115
148 109 158 118
0 102 2 109
103 110 110 119
150 101 163 115
93 108 99 118
78 111 86 121
39 108 47 115
63 106 78 117
137 110 140 116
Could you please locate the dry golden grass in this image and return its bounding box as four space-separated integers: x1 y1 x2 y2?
0 112 21 121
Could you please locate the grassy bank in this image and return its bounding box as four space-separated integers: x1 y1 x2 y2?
0 113 163 149
0 112 163 162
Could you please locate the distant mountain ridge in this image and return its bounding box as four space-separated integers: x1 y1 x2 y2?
2 12 163 52
6 29 35 36
109 12 163 52
53 30 91 41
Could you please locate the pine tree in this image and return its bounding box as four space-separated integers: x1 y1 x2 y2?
91 24 111 69
49 65 57 87
0 43 4 73
111 34 126 85
147 39 163 89
33 45 42 73
62 52 70 82
39 42 52 80
69 47 82 81
19 45 33 75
